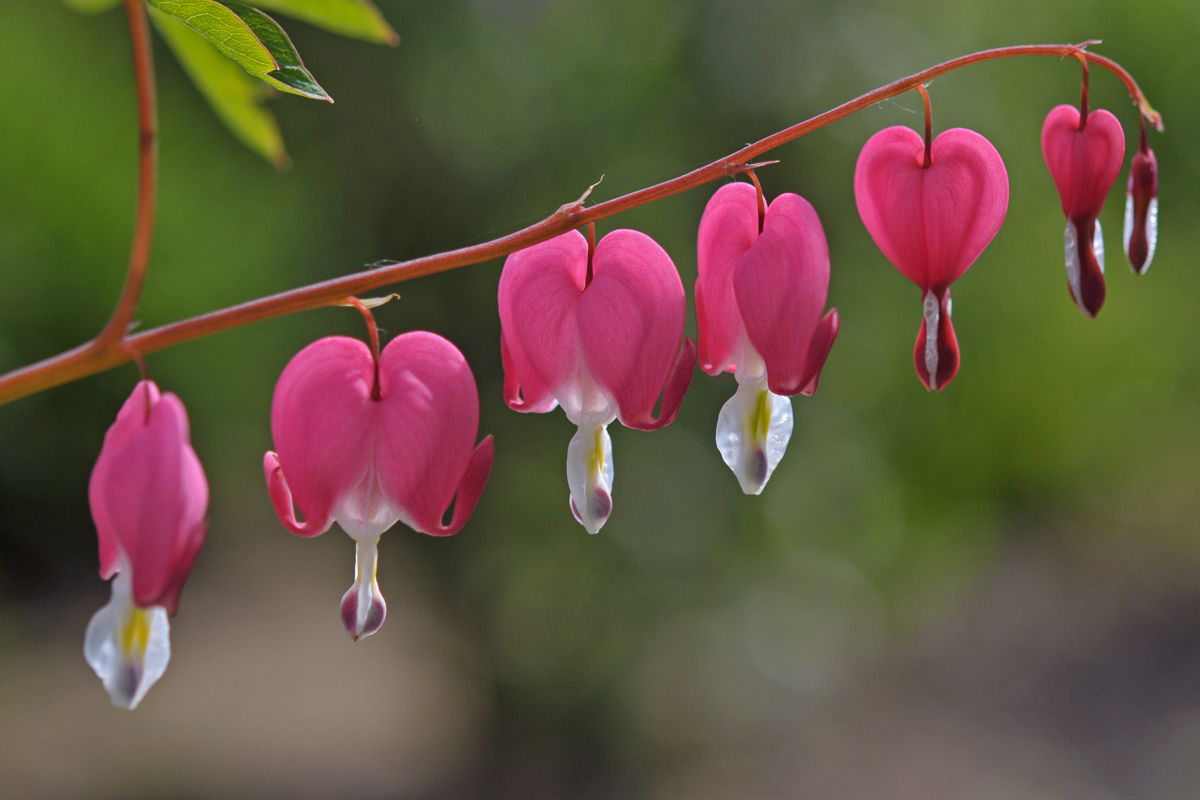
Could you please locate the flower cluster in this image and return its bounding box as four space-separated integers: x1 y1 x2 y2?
78 75 1158 708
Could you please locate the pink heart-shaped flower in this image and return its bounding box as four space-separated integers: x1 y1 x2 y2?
855 125 1009 391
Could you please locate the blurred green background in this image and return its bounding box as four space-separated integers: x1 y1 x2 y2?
3 0 1200 797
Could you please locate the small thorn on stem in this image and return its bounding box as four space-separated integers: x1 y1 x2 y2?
745 169 767 233
346 297 383 401
916 84 933 168
556 175 605 217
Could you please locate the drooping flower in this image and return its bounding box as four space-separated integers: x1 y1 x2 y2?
86 380 208 709
264 331 494 641
696 182 839 494
855 126 1009 391
1124 127 1159 275
498 227 695 533
1041 104 1125 316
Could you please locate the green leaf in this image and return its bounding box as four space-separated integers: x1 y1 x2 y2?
246 0 398 45
150 7 290 169
60 0 122 13
146 0 277 76
224 3 332 101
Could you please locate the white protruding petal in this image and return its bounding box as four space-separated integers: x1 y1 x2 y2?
922 289 940 392
716 363 793 496
84 570 171 710
1145 198 1159 271
1064 220 1082 307
340 536 386 641
566 423 614 534
1094 218 1105 275
1123 193 1134 256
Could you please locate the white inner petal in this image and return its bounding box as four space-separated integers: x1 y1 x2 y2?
333 444 403 540
1123 193 1135 256
715 341 793 495
84 569 171 710
922 289 940 391
566 423 614 533
1094 218 1105 275
1064 219 1083 309
1145 198 1159 271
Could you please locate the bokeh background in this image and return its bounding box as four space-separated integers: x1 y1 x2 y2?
3 0 1200 797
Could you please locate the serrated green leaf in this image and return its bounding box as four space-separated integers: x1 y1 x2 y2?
61 0 122 13
150 7 289 169
247 0 398 45
146 0 277 76
224 3 332 101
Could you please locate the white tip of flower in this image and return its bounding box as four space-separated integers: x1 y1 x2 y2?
1064 218 1105 310
567 424 614 534
716 380 793 495
1124 194 1158 273
341 536 386 641
84 571 170 710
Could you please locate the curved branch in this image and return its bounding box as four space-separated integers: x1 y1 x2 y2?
98 0 159 348
0 42 1160 406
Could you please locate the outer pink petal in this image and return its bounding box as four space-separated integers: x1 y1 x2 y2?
696 182 759 375
268 336 378 537
734 193 835 396
854 126 1008 290
96 392 209 614
375 332 489 535
578 229 688 429
1041 105 1125 220
497 231 586 412
90 380 161 580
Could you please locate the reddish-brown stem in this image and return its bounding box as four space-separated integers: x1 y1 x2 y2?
347 298 382 401
585 222 596 287
1139 115 1149 155
1075 51 1090 129
746 170 767 233
916 84 933 168
98 0 158 349
0 42 1162 407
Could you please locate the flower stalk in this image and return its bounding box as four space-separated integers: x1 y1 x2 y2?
0 42 1161 407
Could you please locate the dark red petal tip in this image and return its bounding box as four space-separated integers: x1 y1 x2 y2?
913 289 960 392
622 337 696 431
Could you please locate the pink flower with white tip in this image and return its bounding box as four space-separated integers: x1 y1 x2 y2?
86 380 208 709
1042 103 1125 317
264 328 494 641
696 181 840 494
855 123 1009 391
499 227 696 533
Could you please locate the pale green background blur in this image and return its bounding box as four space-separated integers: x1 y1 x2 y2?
2 0 1200 798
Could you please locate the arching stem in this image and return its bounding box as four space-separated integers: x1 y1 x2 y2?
347 297 383 401
0 42 1163 407
746 169 767 233
917 84 933 168
1075 50 1090 129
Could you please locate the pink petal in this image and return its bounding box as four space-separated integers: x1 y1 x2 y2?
797 309 840 396
733 193 837 396
375 332 489 535
577 229 688 429
855 126 1009 290
497 231 587 412
94 392 209 613
90 380 161 580
1041 105 1125 221
696 182 759 375
268 337 378 537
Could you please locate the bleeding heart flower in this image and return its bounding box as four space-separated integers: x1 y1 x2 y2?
1124 131 1158 275
1041 104 1125 316
499 228 696 533
86 380 208 709
855 126 1009 391
264 331 494 641
696 182 839 493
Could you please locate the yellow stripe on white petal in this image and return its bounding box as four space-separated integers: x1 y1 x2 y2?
716 347 793 495
567 423 614 533
84 570 171 709
340 535 387 641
